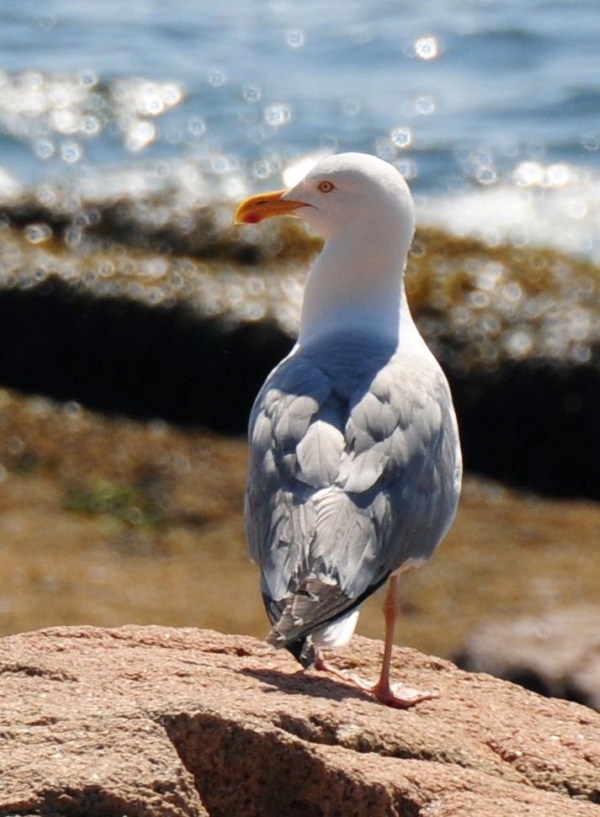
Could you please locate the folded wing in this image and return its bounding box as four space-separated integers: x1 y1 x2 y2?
245 338 461 656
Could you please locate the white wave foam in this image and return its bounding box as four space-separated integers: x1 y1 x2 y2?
419 161 600 263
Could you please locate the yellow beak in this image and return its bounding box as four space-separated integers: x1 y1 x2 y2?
234 189 308 224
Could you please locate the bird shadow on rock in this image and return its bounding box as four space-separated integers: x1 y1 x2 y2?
241 666 372 705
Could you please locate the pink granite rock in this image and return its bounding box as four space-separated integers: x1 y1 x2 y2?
0 626 599 816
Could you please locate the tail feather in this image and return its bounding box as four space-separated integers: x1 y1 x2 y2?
262 573 389 669
266 576 352 647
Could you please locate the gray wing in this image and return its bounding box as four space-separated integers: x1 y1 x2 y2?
245 339 461 646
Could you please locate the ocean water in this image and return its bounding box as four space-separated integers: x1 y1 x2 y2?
1 0 600 258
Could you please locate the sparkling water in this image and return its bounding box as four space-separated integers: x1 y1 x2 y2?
1 0 600 257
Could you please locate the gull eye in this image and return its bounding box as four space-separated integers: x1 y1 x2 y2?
317 180 335 193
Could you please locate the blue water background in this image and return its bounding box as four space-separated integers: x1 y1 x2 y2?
1 0 600 253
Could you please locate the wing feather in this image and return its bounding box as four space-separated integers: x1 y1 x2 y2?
245 338 461 649
296 420 345 487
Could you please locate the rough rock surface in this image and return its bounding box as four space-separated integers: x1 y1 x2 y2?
456 606 600 711
1 627 599 816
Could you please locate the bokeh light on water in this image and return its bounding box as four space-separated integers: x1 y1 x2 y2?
0 1 599 197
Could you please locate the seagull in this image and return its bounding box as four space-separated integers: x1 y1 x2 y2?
235 152 462 707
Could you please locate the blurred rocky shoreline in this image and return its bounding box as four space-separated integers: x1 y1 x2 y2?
0 185 598 497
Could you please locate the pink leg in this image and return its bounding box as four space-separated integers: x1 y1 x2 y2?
363 575 438 707
315 576 438 708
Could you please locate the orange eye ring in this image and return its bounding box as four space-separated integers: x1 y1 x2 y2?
317 180 335 193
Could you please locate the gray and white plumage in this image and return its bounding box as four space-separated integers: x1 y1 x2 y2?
236 152 462 696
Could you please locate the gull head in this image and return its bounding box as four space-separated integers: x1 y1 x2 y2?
235 152 415 242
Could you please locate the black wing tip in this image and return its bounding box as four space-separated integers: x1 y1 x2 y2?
266 631 317 669
263 593 317 668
